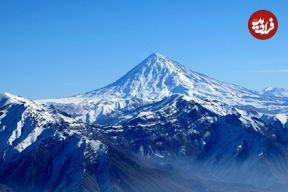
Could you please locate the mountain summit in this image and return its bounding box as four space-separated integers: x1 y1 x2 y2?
86 52 195 100
41 53 288 124
87 53 258 100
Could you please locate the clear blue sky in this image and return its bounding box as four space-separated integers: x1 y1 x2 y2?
0 0 287 99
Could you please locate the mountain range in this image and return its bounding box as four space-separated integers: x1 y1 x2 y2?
1 53 288 192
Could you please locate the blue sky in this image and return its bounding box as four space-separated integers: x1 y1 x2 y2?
0 0 287 99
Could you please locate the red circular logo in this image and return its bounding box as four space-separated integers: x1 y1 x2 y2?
248 10 278 40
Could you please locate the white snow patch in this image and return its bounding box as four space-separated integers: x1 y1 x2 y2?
276 114 287 125
14 126 45 152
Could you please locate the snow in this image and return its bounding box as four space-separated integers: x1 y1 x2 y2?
262 87 288 97
40 95 85 105
86 139 101 152
137 111 155 119
237 144 243 151
0 92 84 153
14 125 45 152
258 152 264 157
154 152 164 158
8 113 24 145
276 114 287 125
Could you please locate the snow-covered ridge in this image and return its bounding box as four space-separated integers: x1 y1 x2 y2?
276 113 288 125
0 92 57 124
261 87 288 98
0 92 84 153
1 93 53 152
0 93 110 191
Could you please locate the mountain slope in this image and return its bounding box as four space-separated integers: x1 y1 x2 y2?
83 94 288 191
1 93 275 192
85 53 256 100
0 93 112 192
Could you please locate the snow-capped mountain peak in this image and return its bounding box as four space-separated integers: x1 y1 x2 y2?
0 92 55 123
85 52 193 100
84 53 257 102
40 53 288 124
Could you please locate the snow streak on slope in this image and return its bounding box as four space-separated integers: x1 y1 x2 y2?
0 93 59 152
